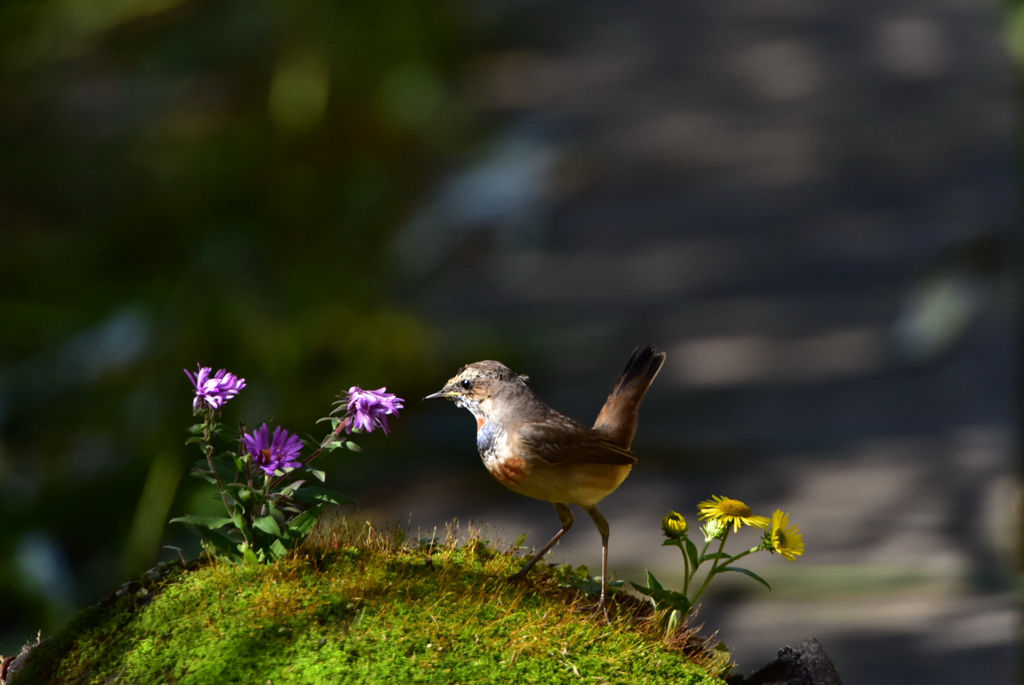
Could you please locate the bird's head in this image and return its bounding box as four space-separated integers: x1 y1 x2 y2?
425 360 530 418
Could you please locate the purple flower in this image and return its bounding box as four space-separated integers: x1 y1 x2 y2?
345 386 404 435
242 423 304 476
185 365 246 412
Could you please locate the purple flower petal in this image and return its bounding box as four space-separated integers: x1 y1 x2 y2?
243 423 303 476
186 364 246 412
344 386 404 434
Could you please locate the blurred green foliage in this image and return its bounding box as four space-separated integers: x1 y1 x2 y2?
0 0 474 650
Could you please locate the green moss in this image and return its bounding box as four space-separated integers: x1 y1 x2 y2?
13 526 727 685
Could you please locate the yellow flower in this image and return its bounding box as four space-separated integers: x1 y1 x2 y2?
662 511 689 539
769 509 804 561
697 495 770 533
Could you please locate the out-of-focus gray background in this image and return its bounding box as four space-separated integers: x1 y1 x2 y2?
1 1 1017 683
383 1 1019 682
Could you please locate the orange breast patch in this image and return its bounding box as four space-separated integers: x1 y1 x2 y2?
490 455 527 486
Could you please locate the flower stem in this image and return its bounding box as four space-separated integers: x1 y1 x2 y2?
240 421 258 528
727 547 761 565
688 529 730 609
682 542 693 597
203 412 233 516
268 417 349 490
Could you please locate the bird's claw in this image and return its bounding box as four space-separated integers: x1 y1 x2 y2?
583 599 611 623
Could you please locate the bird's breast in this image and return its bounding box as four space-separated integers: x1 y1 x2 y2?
475 420 528 487
476 419 500 456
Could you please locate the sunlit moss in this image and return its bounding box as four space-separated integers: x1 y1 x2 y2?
14 523 726 684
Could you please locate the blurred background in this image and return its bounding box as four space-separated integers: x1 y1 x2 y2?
0 0 1017 682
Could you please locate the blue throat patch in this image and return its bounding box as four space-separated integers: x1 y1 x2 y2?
476 421 499 456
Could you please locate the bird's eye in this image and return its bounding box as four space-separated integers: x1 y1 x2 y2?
460 378 473 390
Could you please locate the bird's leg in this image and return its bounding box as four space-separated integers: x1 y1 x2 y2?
582 504 611 620
510 503 574 580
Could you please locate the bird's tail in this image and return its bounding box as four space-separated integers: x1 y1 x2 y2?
593 345 666 449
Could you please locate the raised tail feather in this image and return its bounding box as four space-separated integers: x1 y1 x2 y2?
592 345 666 449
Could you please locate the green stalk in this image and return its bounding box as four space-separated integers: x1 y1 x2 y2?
685 535 714 599
268 416 349 491
241 421 255 526
688 528 730 608
203 412 233 516
726 546 762 566
681 541 692 597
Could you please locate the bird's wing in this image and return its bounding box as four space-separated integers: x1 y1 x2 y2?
517 420 637 466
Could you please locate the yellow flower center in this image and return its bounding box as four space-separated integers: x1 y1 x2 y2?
719 499 753 517
775 530 788 547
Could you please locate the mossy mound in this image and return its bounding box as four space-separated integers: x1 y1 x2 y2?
11 524 728 684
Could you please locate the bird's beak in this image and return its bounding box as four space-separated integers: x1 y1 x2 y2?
424 389 454 400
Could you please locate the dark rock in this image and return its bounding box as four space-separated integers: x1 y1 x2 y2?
0 632 41 685
726 638 842 685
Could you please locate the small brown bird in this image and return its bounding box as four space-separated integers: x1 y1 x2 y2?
426 345 666 613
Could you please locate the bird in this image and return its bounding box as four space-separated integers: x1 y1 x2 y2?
425 345 666 615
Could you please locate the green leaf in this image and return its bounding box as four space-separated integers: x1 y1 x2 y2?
171 517 239 560
194 458 237 482
720 566 771 591
666 608 683 633
699 551 733 565
287 504 325 540
317 433 347 451
685 539 699 568
243 545 260 566
308 468 327 483
169 515 233 530
254 516 283 537
214 453 241 474
185 436 207 446
631 570 666 597
209 422 230 436
277 480 304 497
231 510 252 539
290 486 353 506
661 592 691 614
317 414 345 429
266 501 286 526
270 538 289 560
188 468 219 486
198 528 240 559
629 581 690 613
344 441 362 452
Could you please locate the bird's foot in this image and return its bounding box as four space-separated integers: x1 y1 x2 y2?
581 596 611 623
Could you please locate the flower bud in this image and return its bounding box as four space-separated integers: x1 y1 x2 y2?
702 518 727 542
662 511 689 539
